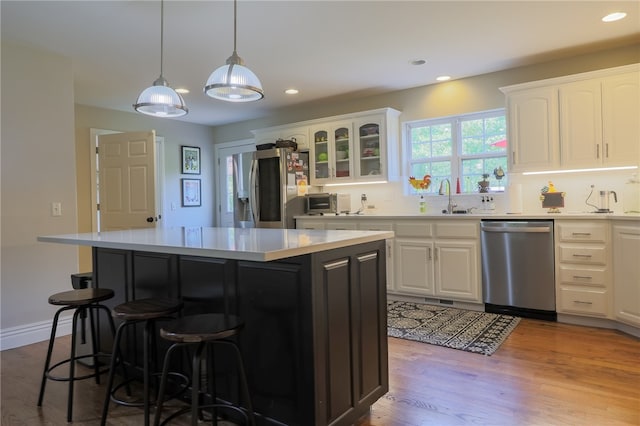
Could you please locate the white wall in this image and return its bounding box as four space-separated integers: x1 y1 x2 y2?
1 41 79 349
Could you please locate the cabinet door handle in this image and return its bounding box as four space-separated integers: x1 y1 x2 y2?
571 232 592 236
596 144 600 159
427 247 432 261
512 151 516 164
572 254 592 258
573 275 592 280
605 143 609 158
573 300 593 305
434 248 438 261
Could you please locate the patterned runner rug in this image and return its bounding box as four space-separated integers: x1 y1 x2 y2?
387 300 520 356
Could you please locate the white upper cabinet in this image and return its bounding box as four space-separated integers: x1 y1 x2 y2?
506 86 560 171
254 108 400 186
559 79 602 168
601 72 640 166
310 121 354 185
502 64 639 172
560 72 640 168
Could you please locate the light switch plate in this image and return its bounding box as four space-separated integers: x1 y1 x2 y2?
52 202 62 216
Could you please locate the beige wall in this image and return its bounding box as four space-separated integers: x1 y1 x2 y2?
1 41 78 340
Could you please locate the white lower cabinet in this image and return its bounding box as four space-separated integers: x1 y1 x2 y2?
613 223 640 327
395 238 434 295
555 220 612 318
434 240 480 301
394 220 481 303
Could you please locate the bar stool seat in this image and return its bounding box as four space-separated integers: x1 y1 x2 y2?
38 287 116 423
154 313 255 426
101 298 185 426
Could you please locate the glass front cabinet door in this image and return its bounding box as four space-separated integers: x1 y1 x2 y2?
355 117 384 180
311 121 353 185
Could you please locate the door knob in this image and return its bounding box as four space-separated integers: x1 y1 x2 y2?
146 217 154 223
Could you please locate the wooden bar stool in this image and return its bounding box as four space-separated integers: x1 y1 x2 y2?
37 287 116 423
101 298 184 426
153 313 255 426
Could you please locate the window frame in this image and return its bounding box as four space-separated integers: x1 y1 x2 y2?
403 108 506 195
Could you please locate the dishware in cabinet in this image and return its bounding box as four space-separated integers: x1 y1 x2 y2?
310 121 353 185
355 117 384 180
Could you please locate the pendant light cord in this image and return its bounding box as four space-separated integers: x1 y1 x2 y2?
159 0 164 78
232 0 238 55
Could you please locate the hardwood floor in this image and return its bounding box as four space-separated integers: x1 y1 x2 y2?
1 318 639 425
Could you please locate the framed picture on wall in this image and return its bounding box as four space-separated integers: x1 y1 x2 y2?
181 178 201 207
181 146 201 174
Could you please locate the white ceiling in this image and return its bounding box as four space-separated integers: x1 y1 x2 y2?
2 1 639 127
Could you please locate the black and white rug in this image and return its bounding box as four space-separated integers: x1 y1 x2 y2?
387 300 521 356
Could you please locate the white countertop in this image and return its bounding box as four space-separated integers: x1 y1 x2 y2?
296 212 640 221
37 227 394 262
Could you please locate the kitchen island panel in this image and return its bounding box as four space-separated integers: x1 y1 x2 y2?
89 240 387 426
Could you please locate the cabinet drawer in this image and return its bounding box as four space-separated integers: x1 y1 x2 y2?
395 221 433 238
435 221 478 238
325 221 358 230
559 286 609 316
357 221 394 232
557 222 608 243
558 245 606 265
558 265 606 286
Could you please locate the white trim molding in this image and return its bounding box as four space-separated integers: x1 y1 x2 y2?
0 316 73 351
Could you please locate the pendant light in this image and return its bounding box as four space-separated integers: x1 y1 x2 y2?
204 0 264 102
134 0 188 117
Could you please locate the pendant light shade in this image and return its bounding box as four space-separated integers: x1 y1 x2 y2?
204 0 263 102
134 0 188 117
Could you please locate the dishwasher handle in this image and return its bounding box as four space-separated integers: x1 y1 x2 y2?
481 223 552 233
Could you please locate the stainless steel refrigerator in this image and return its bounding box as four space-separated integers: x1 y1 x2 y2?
250 148 309 229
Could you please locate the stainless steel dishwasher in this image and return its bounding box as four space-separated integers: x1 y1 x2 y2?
480 220 556 321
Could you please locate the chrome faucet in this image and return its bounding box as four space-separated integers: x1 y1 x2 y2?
438 179 457 214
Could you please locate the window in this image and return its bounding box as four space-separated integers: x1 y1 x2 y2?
405 109 507 194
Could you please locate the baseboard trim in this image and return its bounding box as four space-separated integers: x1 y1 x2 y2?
0 316 72 351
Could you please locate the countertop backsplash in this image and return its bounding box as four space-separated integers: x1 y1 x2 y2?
317 168 638 216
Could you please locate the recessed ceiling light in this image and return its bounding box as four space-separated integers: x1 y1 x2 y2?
602 12 627 22
175 88 190 94
409 59 426 66
285 88 299 95
436 75 451 82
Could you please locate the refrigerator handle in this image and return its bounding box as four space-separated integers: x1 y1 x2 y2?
249 157 259 226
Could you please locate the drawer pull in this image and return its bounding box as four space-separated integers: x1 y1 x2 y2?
572 254 592 258
573 275 592 280
571 232 592 236
573 300 593 305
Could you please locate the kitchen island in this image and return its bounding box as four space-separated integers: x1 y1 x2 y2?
38 227 394 426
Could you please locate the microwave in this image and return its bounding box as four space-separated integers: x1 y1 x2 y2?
305 193 351 215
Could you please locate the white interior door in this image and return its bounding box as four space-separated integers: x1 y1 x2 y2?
98 131 157 231
215 139 255 227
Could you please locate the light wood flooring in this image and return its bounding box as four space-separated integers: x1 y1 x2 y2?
1 318 639 425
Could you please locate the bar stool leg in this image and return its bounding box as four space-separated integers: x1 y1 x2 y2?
37 306 69 407
66 308 83 422
153 343 185 426
191 343 206 426
100 320 127 426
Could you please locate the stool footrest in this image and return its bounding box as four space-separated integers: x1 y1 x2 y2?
45 352 111 382
157 403 251 426
110 371 190 408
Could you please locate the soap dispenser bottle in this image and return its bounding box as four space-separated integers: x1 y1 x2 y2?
623 173 640 213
